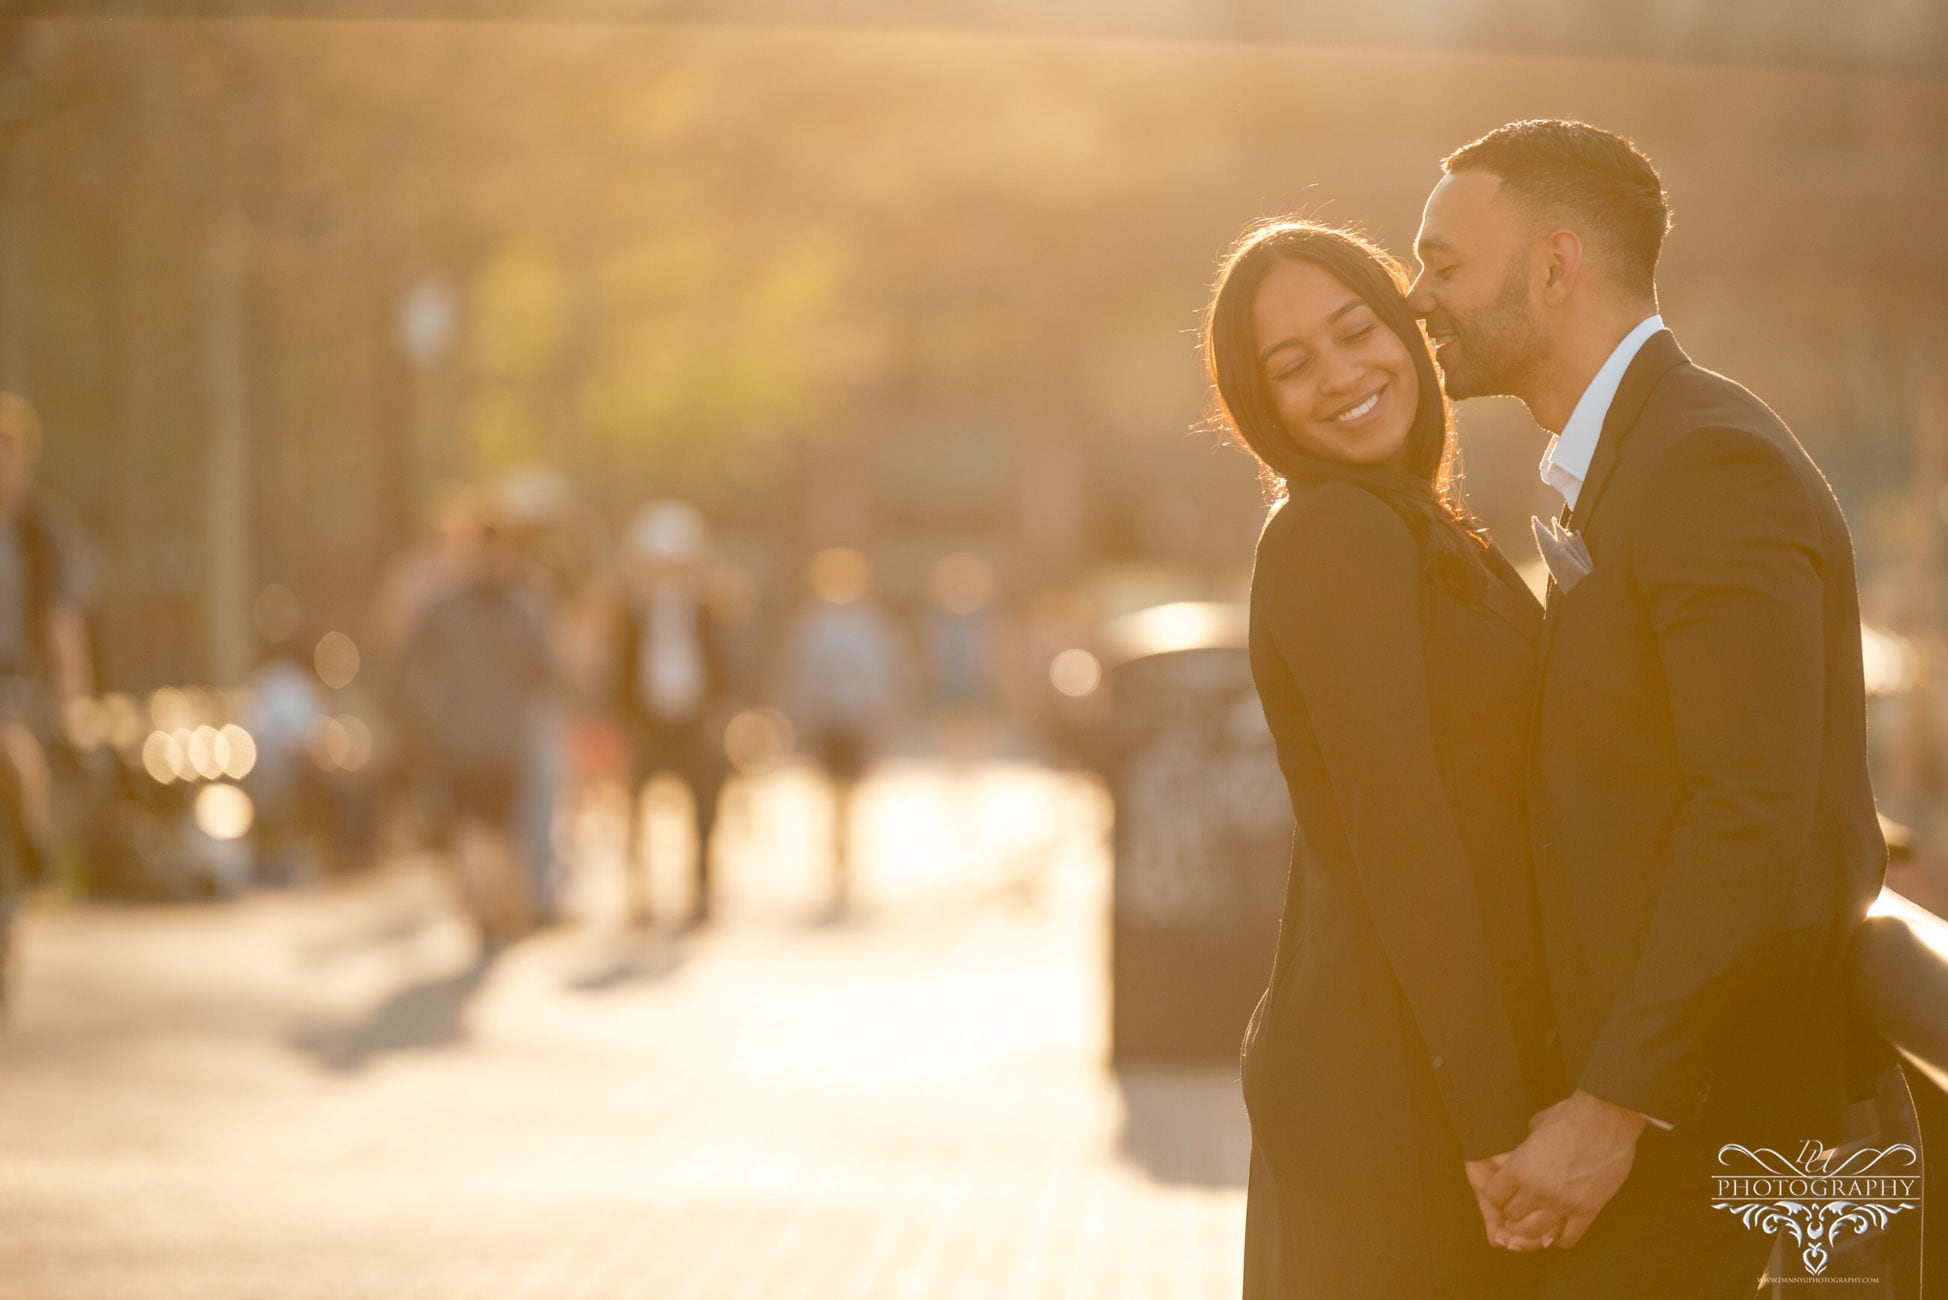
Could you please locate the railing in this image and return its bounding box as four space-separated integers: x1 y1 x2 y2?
1854 887 1948 1095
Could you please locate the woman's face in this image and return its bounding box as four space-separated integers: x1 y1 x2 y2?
1248 258 1420 467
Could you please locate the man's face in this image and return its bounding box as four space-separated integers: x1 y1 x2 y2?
1407 171 1549 400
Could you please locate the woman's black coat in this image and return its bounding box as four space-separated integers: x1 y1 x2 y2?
1239 481 1562 1298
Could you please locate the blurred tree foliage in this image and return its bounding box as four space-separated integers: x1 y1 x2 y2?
0 22 1231 683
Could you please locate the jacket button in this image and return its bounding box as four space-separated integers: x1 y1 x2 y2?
1431 1055 1445 1070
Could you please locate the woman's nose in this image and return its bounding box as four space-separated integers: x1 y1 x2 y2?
1318 351 1360 395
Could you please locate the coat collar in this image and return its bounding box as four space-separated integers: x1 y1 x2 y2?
1528 329 1689 738
1473 538 1543 648
1564 328 1689 533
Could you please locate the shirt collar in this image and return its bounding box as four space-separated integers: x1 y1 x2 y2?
1539 314 1663 510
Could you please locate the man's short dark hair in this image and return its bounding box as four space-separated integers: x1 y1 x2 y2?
1443 120 1671 292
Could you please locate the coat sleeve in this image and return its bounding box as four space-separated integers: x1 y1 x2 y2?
1255 485 1532 1158
1577 425 1826 1124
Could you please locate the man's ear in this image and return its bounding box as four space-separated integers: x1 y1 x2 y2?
1538 229 1582 305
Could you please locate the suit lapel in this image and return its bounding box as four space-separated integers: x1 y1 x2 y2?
1566 330 1688 534
1528 329 1690 728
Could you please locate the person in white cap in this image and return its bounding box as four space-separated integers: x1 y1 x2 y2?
613 501 732 930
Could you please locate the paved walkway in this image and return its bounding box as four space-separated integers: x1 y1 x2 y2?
0 760 1251 1299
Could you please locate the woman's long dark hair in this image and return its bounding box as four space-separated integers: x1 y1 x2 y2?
1203 219 1484 593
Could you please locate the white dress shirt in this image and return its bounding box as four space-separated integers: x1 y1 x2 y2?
639 580 707 721
1539 315 1664 513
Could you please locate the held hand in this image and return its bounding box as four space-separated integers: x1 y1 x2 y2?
1464 1154 1505 1246
1486 1090 1646 1249
1465 1154 1550 1252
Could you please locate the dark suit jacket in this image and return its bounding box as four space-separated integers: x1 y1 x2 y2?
1529 329 1886 1137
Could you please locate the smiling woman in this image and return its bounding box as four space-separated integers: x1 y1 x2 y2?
1204 219 1481 584
1203 220 1562 1298
1248 257 1420 467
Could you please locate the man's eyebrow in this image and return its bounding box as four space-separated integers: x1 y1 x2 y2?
1256 299 1365 363
1414 235 1456 259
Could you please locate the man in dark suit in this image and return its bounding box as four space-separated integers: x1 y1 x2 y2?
1408 119 1889 1295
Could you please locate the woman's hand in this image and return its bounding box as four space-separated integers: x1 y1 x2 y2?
1465 1153 1552 1251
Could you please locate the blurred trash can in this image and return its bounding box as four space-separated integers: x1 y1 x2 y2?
1100 601 1291 1063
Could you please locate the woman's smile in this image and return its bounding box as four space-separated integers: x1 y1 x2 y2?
1249 258 1419 466
1323 381 1390 427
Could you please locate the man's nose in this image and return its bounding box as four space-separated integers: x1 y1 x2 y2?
1404 270 1435 318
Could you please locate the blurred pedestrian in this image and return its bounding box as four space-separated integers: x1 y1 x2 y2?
369 481 482 664
396 508 555 950
0 393 95 1011
613 501 731 930
782 546 908 918
240 630 329 886
493 467 592 926
369 483 483 849
921 551 1003 761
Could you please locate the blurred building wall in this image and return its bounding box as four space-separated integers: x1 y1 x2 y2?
0 20 1940 687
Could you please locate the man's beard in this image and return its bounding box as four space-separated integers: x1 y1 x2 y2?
1435 253 1548 400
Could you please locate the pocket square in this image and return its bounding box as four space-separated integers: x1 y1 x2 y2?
1531 514 1594 592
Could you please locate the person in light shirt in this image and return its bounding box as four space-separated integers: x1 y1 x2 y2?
781 547 909 920
612 501 732 931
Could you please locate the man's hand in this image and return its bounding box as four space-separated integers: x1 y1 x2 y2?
1486 1090 1647 1249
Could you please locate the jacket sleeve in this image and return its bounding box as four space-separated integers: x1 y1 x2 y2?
1255 485 1532 1158
1577 425 1825 1124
